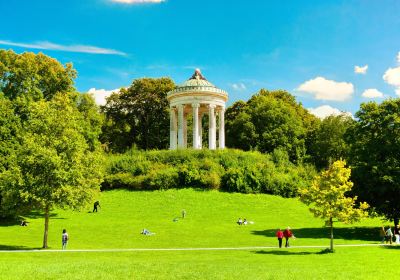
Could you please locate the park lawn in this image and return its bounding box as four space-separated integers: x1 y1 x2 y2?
0 189 384 250
0 246 398 280
0 189 394 279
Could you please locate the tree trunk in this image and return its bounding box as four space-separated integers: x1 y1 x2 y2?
330 217 334 251
42 205 50 249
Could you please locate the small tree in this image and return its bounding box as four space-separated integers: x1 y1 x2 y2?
0 94 103 248
299 160 369 251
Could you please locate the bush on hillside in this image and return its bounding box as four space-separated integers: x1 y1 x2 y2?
102 149 316 197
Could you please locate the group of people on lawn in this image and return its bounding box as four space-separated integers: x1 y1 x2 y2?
380 225 400 245
276 227 294 248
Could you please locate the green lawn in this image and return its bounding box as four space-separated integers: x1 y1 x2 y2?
0 189 394 279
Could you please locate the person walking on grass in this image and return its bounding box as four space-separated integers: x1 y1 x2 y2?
385 226 393 245
276 229 284 248
283 226 293 248
93 201 100 213
380 226 386 244
62 229 69 250
393 224 400 244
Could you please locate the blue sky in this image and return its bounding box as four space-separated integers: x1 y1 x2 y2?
1 0 400 117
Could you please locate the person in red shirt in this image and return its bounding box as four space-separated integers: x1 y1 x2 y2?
283 226 293 248
276 229 284 248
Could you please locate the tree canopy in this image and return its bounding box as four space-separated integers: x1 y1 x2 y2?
300 160 369 251
101 77 175 152
308 114 354 169
225 89 318 162
0 49 76 102
347 99 400 222
0 94 104 248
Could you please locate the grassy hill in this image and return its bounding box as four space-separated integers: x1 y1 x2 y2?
0 189 382 250
0 189 396 280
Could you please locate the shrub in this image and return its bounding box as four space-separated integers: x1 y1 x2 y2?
102 149 316 197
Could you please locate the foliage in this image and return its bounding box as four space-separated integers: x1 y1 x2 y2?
308 114 354 169
0 94 25 217
346 99 400 221
103 149 316 197
300 160 369 250
101 77 175 152
0 50 76 102
0 94 104 248
225 89 319 162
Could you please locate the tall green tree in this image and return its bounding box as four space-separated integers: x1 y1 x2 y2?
101 77 175 152
0 50 76 102
0 94 24 217
309 114 354 169
347 99 400 222
300 160 369 251
225 89 318 162
0 94 104 248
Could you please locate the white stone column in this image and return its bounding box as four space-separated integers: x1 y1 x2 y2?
183 113 187 148
219 107 225 149
169 107 177 150
192 103 200 149
177 104 184 148
198 113 203 149
209 104 216 149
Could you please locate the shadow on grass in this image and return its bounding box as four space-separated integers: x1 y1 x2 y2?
253 249 333 255
23 211 64 219
381 245 400 250
252 227 378 241
254 250 314 255
0 218 21 227
1 211 65 228
0 244 41 251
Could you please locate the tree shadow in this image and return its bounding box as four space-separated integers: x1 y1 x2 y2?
381 245 400 250
253 249 333 255
252 227 379 241
254 250 314 255
0 218 21 227
0 244 41 251
23 211 64 220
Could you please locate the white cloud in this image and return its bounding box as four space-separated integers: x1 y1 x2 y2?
111 0 165 4
354 65 368 74
231 83 247 91
362 88 384 98
308 105 353 119
0 40 126 56
383 67 400 87
297 76 354 101
397 52 400 64
88 88 121 106
396 88 400 96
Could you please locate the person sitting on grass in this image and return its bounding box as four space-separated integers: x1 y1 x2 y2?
141 229 155 235
237 218 243 225
20 221 28 226
243 218 248 225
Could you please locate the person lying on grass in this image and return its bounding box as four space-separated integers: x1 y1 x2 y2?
141 229 155 235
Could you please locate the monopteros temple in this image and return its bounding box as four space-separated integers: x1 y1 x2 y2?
167 69 228 150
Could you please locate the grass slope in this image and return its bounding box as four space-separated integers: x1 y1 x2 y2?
0 189 382 250
0 189 393 279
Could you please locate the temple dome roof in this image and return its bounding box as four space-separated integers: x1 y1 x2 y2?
167 69 228 101
179 69 216 87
